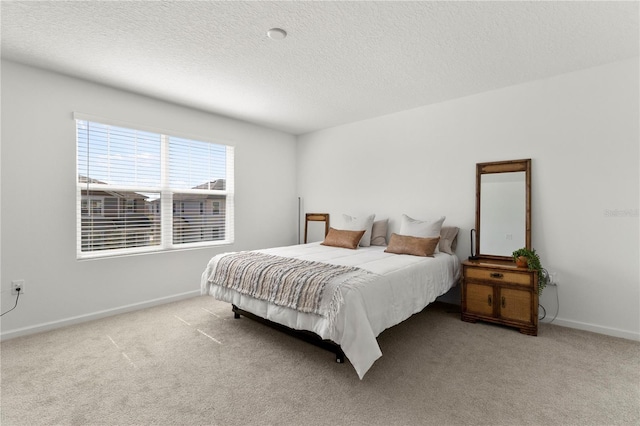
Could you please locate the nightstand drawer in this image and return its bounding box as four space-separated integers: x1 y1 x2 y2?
465 267 532 287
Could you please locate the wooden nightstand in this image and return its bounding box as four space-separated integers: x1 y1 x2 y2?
461 259 538 335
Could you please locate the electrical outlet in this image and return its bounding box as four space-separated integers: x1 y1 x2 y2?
11 280 24 295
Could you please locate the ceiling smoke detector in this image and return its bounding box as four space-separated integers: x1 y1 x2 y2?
267 28 287 40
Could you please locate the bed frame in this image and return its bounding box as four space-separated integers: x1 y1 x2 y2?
231 304 345 363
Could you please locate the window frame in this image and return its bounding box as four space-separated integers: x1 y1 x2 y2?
75 113 234 259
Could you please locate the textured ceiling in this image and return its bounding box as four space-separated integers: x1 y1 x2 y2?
1 1 638 135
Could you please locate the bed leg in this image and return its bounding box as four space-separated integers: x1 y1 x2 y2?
336 351 345 364
232 305 241 319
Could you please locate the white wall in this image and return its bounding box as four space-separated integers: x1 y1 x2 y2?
297 58 639 340
0 61 298 338
2 58 638 342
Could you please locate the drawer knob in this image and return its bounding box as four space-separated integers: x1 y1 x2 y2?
490 272 504 278
502 296 506 308
487 295 492 306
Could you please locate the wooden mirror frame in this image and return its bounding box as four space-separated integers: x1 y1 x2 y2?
475 159 531 261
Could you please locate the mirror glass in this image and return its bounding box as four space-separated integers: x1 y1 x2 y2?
479 172 526 256
476 159 531 260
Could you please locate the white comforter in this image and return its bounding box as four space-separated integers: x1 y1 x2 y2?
201 242 461 379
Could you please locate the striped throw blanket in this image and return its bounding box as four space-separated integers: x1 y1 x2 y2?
210 251 372 317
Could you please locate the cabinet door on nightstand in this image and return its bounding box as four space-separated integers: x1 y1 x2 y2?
499 288 531 323
465 283 494 316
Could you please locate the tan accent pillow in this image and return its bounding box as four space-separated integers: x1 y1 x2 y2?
384 233 440 257
321 227 366 250
370 219 389 246
439 226 460 255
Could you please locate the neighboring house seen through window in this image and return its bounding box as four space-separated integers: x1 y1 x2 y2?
76 116 234 258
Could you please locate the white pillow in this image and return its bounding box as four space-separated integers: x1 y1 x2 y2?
341 214 376 247
399 214 446 252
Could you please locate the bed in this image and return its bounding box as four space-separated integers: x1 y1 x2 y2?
201 220 461 379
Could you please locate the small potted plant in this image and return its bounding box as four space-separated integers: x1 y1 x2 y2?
512 247 548 295
513 252 529 268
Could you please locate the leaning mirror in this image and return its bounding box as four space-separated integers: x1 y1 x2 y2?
476 159 531 260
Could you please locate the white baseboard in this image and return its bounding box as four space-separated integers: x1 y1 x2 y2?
541 317 640 342
0 290 200 341
3 290 638 343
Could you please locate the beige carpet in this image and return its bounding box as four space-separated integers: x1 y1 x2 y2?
1 296 638 426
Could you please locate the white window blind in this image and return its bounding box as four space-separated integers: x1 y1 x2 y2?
76 117 234 258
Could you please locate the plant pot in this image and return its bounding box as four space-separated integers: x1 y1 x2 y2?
515 256 528 268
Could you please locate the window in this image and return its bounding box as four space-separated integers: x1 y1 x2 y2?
81 197 104 216
76 116 234 258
